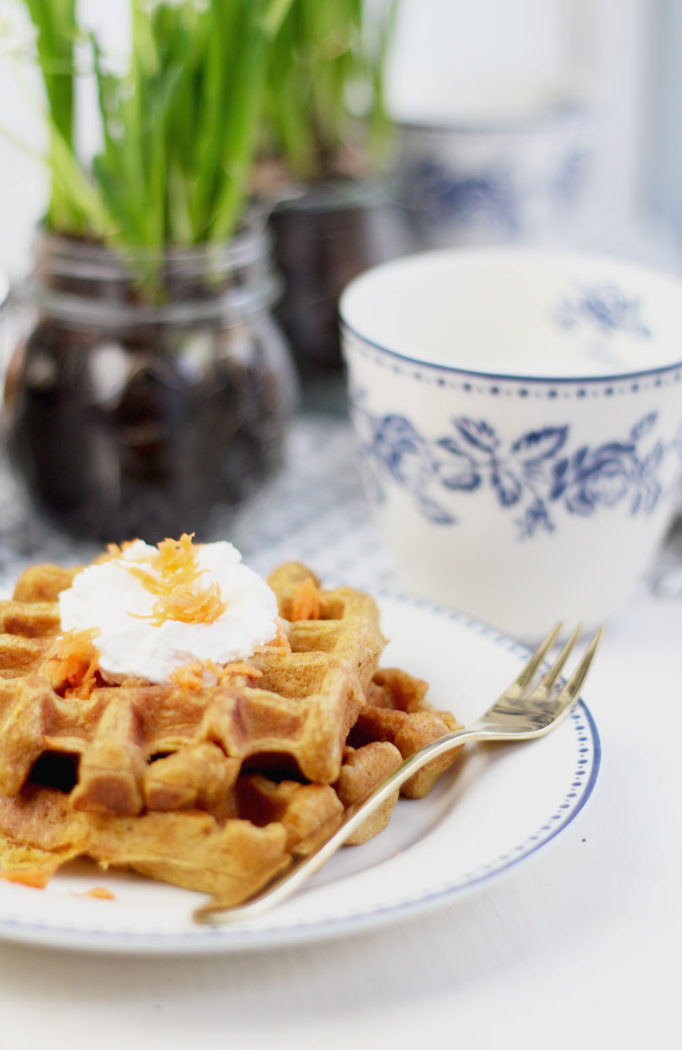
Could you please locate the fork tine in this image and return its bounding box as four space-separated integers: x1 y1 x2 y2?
515 621 563 688
554 626 605 705
535 623 583 694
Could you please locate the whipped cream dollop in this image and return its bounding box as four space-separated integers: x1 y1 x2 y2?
58 538 279 683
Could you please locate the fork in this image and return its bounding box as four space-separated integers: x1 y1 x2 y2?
193 622 603 925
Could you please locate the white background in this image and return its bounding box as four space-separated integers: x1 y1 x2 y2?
0 6 681 1047
0 0 677 278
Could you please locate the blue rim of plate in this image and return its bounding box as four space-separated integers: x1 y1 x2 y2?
0 594 601 954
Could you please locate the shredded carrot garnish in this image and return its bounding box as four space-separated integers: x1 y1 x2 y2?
217 661 263 681
45 628 100 699
291 576 322 621
264 619 292 650
123 533 228 627
73 886 116 900
169 658 262 690
169 661 205 690
147 583 226 628
0 868 53 889
97 539 139 562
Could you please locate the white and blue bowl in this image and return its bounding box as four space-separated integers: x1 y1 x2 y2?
340 248 682 639
392 99 597 249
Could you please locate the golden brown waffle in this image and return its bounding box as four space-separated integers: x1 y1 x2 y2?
0 556 462 905
351 668 464 798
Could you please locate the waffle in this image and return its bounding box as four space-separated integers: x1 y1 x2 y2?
0 556 463 905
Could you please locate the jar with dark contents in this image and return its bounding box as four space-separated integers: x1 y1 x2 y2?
268 178 408 385
3 217 298 544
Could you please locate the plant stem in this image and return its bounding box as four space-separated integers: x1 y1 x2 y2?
15 0 389 285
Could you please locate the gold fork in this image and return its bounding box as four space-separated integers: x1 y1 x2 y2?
194 622 603 925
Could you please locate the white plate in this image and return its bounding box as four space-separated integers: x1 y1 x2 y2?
0 596 600 954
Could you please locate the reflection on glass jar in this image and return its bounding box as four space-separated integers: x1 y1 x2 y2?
3 217 298 544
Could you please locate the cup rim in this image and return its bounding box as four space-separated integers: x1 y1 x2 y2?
339 247 682 386
394 99 592 137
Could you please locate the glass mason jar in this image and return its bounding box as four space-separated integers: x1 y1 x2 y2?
268 178 408 385
3 216 298 545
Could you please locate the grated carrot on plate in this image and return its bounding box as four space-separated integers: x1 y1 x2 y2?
0 867 53 889
72 886 116 900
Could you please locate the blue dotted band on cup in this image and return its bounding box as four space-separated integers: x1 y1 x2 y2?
341 323 682 399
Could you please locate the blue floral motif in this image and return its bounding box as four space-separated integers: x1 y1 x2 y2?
350 392 679 539
404 158 519 235
554 284 651 338
359 411 456 524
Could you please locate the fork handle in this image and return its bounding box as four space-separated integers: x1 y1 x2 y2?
193 726 481 925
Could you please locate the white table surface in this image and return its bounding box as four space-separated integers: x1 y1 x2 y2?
0 413 679 1050
0 185 680 1049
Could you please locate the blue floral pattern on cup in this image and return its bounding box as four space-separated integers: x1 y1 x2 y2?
351 392 682 539
554 284 651 338
404 158 520 236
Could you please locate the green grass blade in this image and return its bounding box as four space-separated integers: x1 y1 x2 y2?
15 0 387 256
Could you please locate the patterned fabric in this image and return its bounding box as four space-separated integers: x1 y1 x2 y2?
0 417 394 594
0 413 678 597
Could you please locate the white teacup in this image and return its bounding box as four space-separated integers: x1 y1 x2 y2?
393 101 597 250
340 249 682 640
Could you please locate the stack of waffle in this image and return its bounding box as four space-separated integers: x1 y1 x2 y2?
0 559 462 906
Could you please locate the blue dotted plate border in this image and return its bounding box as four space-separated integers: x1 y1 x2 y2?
0 596 601 954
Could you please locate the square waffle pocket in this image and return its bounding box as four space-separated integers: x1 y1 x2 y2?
0 557 463 906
